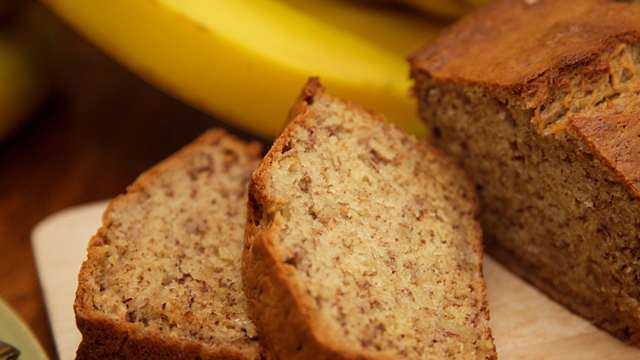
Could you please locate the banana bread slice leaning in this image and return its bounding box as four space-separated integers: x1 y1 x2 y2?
74 129 263 359
409 0 640 346
243 78 496 360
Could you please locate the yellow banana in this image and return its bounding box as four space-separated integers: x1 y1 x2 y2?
0 2 57 141
276 0 445 57
40 0 443 139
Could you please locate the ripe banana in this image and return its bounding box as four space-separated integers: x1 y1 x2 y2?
40 0 444 139
0 2 57 141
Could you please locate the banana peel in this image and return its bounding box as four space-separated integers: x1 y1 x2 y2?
40 0 444 139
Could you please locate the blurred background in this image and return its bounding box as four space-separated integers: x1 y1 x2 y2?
0 0 485 358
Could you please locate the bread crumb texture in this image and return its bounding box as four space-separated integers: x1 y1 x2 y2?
76 130 262 358
249 92 495 359
410 0 640 346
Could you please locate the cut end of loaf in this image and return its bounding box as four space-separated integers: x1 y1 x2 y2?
410 0 640 347
244 79 496 360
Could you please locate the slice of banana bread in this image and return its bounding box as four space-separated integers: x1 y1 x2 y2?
409 0 640 346
243 78 496 360
74 129 263 359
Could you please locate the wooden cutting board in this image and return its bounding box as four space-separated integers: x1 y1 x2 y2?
31 201 640 360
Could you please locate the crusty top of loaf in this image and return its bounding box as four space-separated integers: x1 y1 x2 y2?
409 0 640 199
570 113 640 198
409 0 640 104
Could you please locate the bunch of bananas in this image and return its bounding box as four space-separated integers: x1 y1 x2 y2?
40 0 488 139
0 1 57 141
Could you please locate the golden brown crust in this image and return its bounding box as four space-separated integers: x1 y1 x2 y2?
409 0 640 106
570 113 640 199
569 112 640 199
74 314 253 360
243 78 495 360
284 76 323 124
74 129 264 360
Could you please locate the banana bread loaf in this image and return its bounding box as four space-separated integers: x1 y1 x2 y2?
74 129 263 359
409 0 640 346
243 78 496 360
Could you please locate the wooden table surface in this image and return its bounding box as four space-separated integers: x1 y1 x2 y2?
0 5 267 359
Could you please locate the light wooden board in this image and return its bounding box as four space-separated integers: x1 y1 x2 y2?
31 201 640 360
